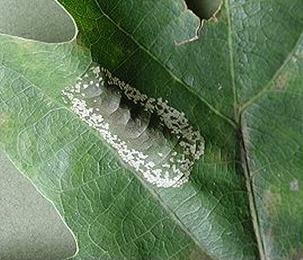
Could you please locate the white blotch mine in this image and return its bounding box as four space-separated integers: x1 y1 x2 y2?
62 64 205 188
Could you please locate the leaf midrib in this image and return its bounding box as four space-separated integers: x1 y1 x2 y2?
229 6 303 260
224 1 265 259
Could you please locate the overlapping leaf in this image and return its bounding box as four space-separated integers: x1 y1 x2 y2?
0 0 302 259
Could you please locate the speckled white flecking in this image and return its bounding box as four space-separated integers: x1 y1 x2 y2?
62 64 205 188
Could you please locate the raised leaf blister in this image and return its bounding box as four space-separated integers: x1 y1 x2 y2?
62 64 204 188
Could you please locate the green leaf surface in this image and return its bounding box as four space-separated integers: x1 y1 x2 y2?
0 0 302 259
0 150 76 260
0 0 75 43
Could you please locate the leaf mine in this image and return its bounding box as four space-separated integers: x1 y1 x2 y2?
62 64 205 188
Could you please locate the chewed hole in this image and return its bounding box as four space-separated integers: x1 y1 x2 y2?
185 0 222 20
0 0 76 43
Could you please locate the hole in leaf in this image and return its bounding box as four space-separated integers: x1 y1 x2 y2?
185 0 221 20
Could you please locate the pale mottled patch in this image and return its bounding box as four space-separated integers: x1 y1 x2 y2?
62 64 204 188
0 113 8 128
290 179 299 191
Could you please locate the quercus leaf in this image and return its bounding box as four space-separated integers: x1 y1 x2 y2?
0 151 76 260
0 0 302 259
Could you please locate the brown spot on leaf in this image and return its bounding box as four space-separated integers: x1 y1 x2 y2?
189 245 213 260
273 73 290 91
264 189 282 210
289 247 303 260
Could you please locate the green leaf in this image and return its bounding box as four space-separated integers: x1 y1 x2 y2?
0 0 302 260
0 0 75 43
0 151 76 260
